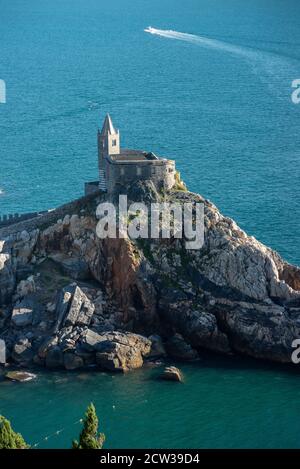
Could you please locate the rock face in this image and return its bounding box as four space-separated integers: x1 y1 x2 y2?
1 183 300 369
0 242 15 305
148 334 167 359
165 334 198 361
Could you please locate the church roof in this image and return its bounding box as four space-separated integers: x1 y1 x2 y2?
100 114 117 136
109 149 163 163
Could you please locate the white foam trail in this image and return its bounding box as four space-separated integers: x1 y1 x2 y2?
144 27 300 100
145 27 252 59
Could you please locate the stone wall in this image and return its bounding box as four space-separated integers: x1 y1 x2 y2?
0 211 50 229
106 159 175 194
0 192 104 239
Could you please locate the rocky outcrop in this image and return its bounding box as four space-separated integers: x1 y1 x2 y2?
0 241 15 304
79 329 151 371
1 183 300 369
64 352 84 370
94 331 151 371
160 366 183 383
5 371 37 382
165 334 199 361
34 329 151 372
12 338 34 364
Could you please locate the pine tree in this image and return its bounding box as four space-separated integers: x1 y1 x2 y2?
72 403 105 449
0 415 29 449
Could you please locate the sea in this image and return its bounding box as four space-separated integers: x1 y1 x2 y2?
0 0 300 448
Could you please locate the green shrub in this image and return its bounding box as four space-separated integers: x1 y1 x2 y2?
72 403 105 449
0 415 29 449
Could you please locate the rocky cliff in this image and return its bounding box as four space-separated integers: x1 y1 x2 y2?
1 181 300 371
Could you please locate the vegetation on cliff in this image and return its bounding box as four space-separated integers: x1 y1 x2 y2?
0 416 29 449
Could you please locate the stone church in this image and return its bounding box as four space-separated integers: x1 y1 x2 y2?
85 114 176 195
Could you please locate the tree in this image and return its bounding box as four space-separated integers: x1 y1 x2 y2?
72 403 105 449
0 415 29 449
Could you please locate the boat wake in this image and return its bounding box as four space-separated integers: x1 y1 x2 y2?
144 27 252 58
144 27 299 100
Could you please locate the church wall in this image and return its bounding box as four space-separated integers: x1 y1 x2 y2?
105 160 176 194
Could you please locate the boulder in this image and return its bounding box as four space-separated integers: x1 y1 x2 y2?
67 287 94 327
12 338 34 364
5 370 37 382
38 336 58 359
0 338 6 364
80 329 104 351
45 346 64 368
95 332 151 372
54 284 95 332
79 330 151 371
96 352 124 371
160 366 183 383
14 275 35 300
63 352 84 370
96 343 144 372
75 350 95 366
11 301 33 327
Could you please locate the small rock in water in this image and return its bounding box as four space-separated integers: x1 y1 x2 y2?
5 370 37 382
160 366 183 383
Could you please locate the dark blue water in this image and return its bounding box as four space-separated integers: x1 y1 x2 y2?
1 0 300 448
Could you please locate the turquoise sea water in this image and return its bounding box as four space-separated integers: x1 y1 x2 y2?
1 0 300 448
1 358 300 449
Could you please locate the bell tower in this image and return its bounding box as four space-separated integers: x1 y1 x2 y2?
97 114 120 190
98 113 120 158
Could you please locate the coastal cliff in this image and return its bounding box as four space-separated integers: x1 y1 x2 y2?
1 181 300 371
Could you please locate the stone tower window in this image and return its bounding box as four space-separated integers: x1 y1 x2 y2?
112 139 117 147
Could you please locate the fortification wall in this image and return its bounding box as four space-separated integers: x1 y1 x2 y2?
0 211 49 228
106 160 176 194
0 191 102 239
